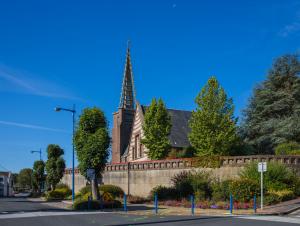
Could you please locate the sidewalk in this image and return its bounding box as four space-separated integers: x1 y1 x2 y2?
256 198 300 215
29 197 300 216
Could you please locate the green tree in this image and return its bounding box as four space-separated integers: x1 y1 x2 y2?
45 144 65 190
74 107 110 200
275 142 300 155
32 160 45 193
242 54 300 154
141 98 172 160
17 168 33 191
189 76 239 156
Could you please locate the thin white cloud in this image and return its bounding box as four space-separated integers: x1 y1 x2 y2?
279 9 300 37
0 120 69 134
279 22 300 37
0 64 82 101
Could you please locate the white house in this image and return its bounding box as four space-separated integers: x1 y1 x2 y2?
0 171 13 197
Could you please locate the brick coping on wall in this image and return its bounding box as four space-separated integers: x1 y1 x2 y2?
64 155 300 174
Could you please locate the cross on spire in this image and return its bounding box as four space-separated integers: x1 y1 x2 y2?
119 41 136 109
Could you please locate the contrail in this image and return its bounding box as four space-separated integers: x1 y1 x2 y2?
0 120 70 134
0 65 84 101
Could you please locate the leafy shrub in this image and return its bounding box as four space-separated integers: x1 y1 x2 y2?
74 200 100 210
275 142 300 155
189 171 213 201
212 180 232 201
229 178 259 202
127 195 150 204
73 199 122 210
46 187 71 200
265 189 295 205
240 162 300 195
99 185 124 198
79 185 91 195
149 185 178 200
171 171 193 198
55 183 70 190
170 171 212 199
192 156 221 168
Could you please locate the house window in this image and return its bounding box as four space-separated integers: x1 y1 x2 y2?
139 143 143 158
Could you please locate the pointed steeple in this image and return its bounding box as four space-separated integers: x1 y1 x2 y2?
119 41 136 109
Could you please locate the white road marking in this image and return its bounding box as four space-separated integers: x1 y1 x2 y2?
237 215 300 224
0 211 110 219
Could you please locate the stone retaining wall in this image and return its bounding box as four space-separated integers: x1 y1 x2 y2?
62 155 300 196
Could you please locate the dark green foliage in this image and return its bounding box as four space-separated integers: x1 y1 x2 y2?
170 171 213 199
45 187 71 200
171 171 193 198
211 180 232 201
55 183 70 190
45 144 65 190
17 168 33 190
167 147 195 159
189 76 239 156
79 185 91 195
73 200 122 210
240 162 300 195
189 172 213 201
74 107 110 200
74 108 110 176
149 185 178 200
77 184 124 199
142 98 172 160
32 160 45 192
99 185 124 198
242 54 300 154
229 178 260 202
74 200 100 210
275 142 300 155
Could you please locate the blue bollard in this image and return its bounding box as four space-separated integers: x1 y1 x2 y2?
254 195 257 213
154 193 158 214
190 195 195 216
124 193 127 212
230 194 233 214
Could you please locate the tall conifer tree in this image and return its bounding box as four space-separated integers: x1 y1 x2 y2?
242 54 300 154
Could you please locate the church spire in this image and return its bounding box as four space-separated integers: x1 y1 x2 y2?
119 41 136 109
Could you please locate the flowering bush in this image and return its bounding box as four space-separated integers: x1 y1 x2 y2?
161 199 254 210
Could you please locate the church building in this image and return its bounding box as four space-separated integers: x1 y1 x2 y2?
112 45 192 163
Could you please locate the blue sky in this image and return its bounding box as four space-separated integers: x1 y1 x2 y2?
0 0 299 173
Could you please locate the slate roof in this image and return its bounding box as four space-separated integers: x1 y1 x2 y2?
141 105 192 148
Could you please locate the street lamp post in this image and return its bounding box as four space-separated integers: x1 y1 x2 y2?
31 148 42 160
55 104 76 204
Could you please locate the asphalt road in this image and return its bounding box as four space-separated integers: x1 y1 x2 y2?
0 198 299 226
0 197 66 213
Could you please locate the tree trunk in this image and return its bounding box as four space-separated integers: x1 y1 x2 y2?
91 178 99 200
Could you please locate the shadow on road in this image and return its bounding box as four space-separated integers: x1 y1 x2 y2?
106 216 229 226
